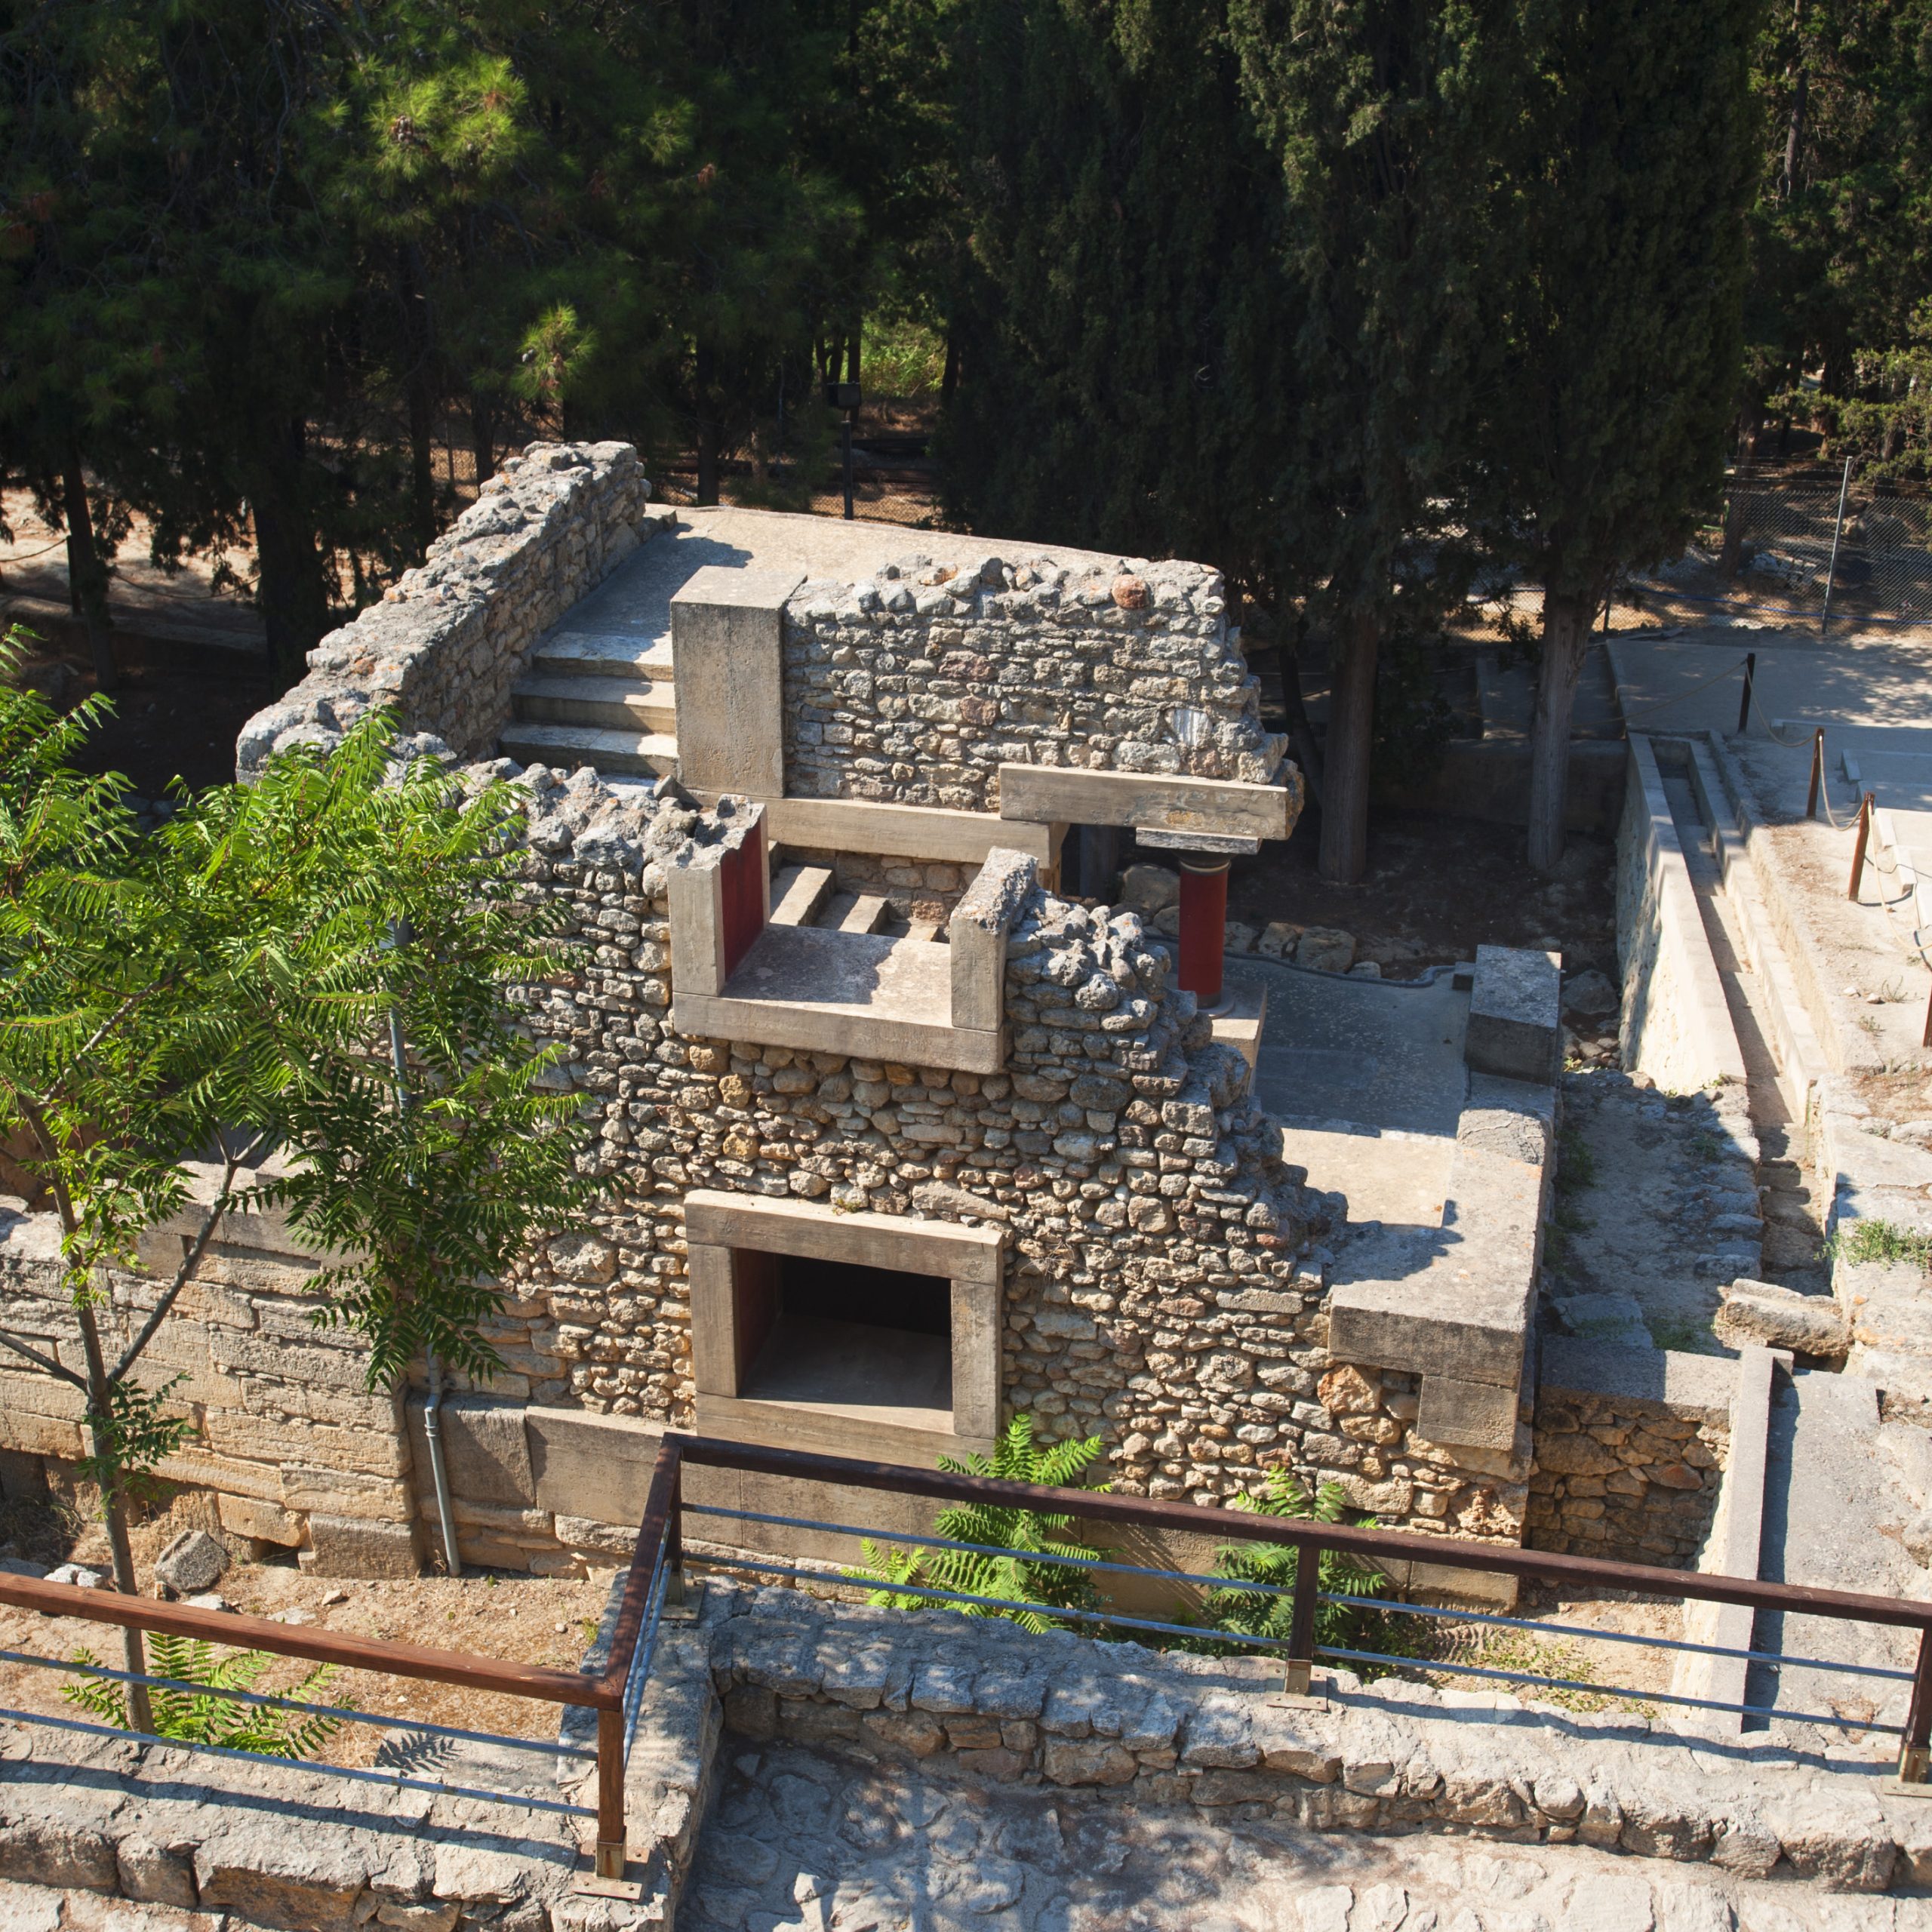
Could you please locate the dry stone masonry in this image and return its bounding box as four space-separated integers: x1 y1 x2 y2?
781 556 1283 813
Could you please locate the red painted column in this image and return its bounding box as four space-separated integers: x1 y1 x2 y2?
1177 854 1229 1008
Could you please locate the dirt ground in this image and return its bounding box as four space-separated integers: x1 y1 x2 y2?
0 1493 608 1763
1226 808 1620 985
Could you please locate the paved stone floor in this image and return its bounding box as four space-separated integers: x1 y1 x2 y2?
682 1738 1931 1932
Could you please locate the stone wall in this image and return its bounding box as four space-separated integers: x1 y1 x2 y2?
0 1194 420 1577
236 441 657 777
780 555 1283 814
1526 1343 1731 1567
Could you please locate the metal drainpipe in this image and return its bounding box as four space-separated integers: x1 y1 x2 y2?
386 919 461 1579
423 1351 462 1579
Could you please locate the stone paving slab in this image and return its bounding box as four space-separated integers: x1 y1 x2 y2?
684 1734 1932 1932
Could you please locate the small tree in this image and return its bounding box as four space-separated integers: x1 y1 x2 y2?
0 672 598 1727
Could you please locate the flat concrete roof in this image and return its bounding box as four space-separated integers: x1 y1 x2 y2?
550 505 1171 659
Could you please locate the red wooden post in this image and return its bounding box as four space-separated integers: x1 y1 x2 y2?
595 1706 626 1876
1177 855 1229 1009
1848 792 1875 901
721 816 766 980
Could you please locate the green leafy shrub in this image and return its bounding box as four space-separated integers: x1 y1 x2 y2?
1178 1469 1407 1669
63 1632 352 1759
1830 1219 1932 1271
846 1416 1108 1635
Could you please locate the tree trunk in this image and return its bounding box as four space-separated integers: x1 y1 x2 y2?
74 1300 152 1732
1317 610 1377 884
469 389 497 485
398 248 438 558
940 329 961 414
1273 630 1325 810
694 340 719 506
1782 0 1807 200
1526 586 1595 875
61 447 116 693
249 417 331 690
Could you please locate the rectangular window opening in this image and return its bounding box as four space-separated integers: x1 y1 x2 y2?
737 1251 953 1423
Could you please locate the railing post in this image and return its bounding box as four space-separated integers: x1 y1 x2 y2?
1849 792 1875 900
665 1454 688 1613
1807 728 1825 821
1901 1629 1932 1784
1282 1537 1321 1698
1737 651 1756 735
595 1706 626 1877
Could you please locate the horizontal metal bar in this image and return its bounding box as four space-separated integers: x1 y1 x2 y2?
1316 1647 1906 1736
670 1433 1932 1630
0 1647 593 1758
1314 1596 1916 1682
0 1572 613 1711
685 1500 1296 1598
691 1552 1292 1651
0 1703 598 1814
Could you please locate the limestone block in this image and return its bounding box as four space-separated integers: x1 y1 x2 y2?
671 567 801 798
528 1404 666 1524
1295 928 1355 974
1416 1375 1519 1451
685 1189 1004 1282
218 1492 303 1548
998 764 1294 840
1466 944 1562 1084
950 848 1038 1033
408 1395 536 1506
154 1527 230 1597
1715 1278 1850 1358
300 1512 421 1578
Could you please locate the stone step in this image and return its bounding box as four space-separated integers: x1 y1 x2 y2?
498 721 680 779
512 674 675 734
528 632 675 681
906 918 942 943
771 865 835 928
831 891 890 935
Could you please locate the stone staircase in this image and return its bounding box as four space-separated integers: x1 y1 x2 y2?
499 631 681 777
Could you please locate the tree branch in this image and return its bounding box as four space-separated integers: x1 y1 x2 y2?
0 1325 88 1390
110 1140 251 1383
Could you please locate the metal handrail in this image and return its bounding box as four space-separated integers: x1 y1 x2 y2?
657 1432 1932 1779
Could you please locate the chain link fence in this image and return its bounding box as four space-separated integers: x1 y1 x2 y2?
1630 472 1932 637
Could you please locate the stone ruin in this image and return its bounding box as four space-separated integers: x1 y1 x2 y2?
0 443 1678 1608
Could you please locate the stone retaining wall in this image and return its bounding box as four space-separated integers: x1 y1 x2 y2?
1527 1340 1734 1567
780 554 1283 813
1526 1399 1726 1567
700 1580 1922 1894
236 441 657 777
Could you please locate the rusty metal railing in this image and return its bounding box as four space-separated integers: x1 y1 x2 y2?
632 1433 1932 1780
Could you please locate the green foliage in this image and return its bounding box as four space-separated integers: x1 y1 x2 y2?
63 1633 351 1758
1830 1217 1932 1269
846 1416 1109 1634
1177 1468 1401 1666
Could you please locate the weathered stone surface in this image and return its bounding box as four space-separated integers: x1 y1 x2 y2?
1715 1281 1850 1358
152 1527 229 1598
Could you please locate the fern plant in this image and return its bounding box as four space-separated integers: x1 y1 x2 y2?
846 1415 1109 1634
63 1633 352 1759
1181 1468 1404 1666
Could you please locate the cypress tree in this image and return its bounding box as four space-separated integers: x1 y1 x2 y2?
1228 0 1510 884
1481 0 1759 871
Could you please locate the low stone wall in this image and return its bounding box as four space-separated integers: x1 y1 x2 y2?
1614 737 1749 1098
780 554 1283 813
700 1580 1921 1893
1526 1342 1732 1567
236 441 657 777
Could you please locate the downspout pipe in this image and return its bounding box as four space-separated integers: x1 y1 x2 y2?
386 918 462 1579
